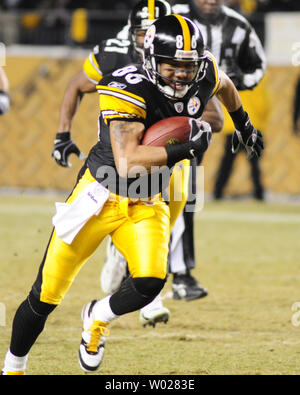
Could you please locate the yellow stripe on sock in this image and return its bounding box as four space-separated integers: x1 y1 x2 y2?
6 371 25 375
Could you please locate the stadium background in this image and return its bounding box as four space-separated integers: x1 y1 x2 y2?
0 0 300 198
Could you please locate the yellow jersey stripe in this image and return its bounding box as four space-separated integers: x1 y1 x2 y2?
148 0 155 20
97 85 146 107
210 79 220 97
83 54 103 84
104 114 141 122
99 94 146 124
174 14 191 51
206 50 220 96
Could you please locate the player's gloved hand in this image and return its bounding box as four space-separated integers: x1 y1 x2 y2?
51 132 85 167
188 119 212 158
231 114 264 159
165 120 212 168
0 90 10 115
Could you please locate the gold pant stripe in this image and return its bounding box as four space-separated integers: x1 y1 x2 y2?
168 159 190 229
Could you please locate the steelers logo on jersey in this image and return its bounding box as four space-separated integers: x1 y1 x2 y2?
187 96 201 116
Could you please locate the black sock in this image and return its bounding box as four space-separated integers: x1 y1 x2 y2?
109 277 165 316
9 295 56 357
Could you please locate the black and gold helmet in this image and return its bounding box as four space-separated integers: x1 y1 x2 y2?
143 14 208 99
129 0 172 56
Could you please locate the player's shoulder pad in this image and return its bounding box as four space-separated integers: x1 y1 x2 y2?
92 38 133 78
204 50 220 95
96 64 149 124
205 50 219 81
97 64 150 103
98 37 131 54
98 63 146 83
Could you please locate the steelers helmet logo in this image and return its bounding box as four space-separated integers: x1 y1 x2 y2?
144 24 156 49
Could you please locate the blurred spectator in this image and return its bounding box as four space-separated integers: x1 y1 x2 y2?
226 0 241 11
256 0 300 12
0 0 21 9
0 0 137 10
226 0 300 13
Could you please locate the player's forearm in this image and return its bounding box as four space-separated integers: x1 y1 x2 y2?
130 146 168 175
115 145 168 177
110 121 168 177
216 72 242 113
57 84 82 132
57 72 96 133
201 96 224 133
215 71 253 132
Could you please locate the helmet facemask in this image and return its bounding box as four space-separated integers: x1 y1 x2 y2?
144 53 208 99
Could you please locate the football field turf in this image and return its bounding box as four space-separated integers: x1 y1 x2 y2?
0 194 300 375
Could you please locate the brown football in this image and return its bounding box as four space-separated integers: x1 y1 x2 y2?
141 116 192 147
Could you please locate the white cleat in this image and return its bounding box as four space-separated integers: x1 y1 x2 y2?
1 370 25 375
78 300 110 373
100 237 127 294
139 294 170 328
139 306 170 328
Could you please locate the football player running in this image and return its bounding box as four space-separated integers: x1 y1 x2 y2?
2 14 263 375
51 0 224 328
52 0 173 328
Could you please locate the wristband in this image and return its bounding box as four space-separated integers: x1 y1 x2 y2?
56 132 71 141
165 142 193 168
229 106 248 131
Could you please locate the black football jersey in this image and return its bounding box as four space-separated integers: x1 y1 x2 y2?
83 38 140 84
87 52 219 198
